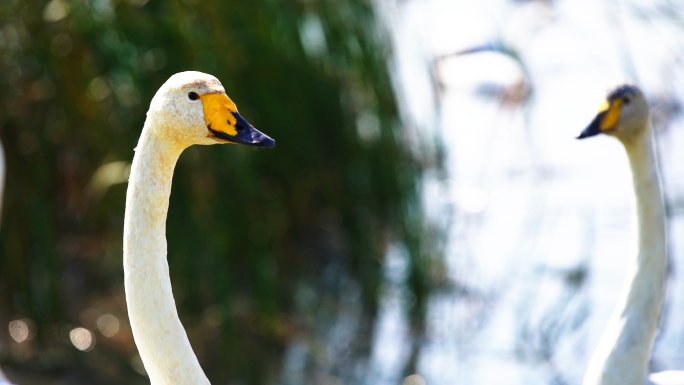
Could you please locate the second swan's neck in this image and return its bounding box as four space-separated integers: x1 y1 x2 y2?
583 125 667 385
124 124 210 385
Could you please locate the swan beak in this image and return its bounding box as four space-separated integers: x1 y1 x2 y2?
577 99 623 139
201 93 275 148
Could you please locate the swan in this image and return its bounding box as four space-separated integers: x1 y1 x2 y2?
123 71 274 384
577 85 683 385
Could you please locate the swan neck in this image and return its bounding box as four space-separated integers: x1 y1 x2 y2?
124 124 210 385
623 127 666 274
584 124 667 385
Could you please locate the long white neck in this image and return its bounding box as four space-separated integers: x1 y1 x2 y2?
124 122 210 385
583 124 667 385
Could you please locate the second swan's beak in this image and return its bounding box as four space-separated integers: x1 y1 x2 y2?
577 99 623 139
201 93 275 148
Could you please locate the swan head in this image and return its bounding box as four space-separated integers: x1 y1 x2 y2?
577 84 650 141
146 71 275 149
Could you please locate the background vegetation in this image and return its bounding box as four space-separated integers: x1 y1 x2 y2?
0 0 441 384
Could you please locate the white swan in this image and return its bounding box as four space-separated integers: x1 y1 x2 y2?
577 85 683 385
123 71 274 384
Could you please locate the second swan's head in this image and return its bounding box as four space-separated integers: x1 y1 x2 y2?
146 71 275 149
577 84 650 141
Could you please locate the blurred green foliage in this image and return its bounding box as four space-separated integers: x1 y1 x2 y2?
0 0 441 383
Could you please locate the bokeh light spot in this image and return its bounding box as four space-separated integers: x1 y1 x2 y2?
43 0 70 22
87 76 111 101
8 319 29 343
50 32 73 57
69 327 95 351
403 374 427 385
96 314 120 337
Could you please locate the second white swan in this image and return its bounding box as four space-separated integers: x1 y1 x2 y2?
577 85 680 385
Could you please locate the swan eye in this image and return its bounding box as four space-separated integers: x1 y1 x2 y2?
623 96 631 105
188 92 200 101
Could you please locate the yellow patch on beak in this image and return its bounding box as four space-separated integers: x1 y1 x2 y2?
200 93 239 141
599 99 623 132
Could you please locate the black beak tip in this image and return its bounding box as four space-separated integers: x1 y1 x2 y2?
262 137 275 149
576 129 599 140
577 112 605 140
253 131 275 148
